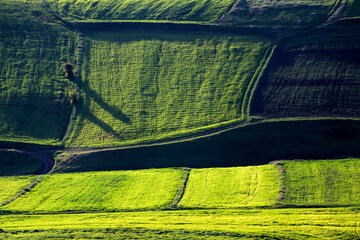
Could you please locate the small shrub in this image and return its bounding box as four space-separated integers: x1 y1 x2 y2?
69 90 79 105
62 62 75 79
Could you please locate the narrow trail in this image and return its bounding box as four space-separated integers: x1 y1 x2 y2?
26 151 55 174
170 168 191 208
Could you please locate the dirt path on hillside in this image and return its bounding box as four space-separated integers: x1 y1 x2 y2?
26 151 55 174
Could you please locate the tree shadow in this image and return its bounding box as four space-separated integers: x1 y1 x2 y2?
73 78 131 124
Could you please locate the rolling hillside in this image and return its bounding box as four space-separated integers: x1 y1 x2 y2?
0 0 77 145
66 32 269 148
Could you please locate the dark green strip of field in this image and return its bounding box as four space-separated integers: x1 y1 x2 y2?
56 119 360 172
0 0 77 144
0 150 41 176
252 41 360 118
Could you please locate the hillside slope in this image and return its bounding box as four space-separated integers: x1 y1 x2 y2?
0 0 77 145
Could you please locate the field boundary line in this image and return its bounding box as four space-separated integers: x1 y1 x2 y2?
170 168 191 208
0 177 43 208
243 45 276 119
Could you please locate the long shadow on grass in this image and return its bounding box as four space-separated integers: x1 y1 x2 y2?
74 78 131 124
58 119 360 172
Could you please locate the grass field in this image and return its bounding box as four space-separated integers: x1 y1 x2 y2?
0 149 41 176
179 165 280 208
0 0 77 145
56 119 360 172
2 169 183 213
251 41 360 118
65 32 268 148
0 176 37 204
46 0 236 22
282 158 360 206
0 208 358 239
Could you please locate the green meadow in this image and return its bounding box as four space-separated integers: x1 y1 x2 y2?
0 176 37 204
0 208 358 240
283 158 360 206
46 0 236 22
66 32 268 148
0 0 76 145
179 165 280 208
2 169 183 213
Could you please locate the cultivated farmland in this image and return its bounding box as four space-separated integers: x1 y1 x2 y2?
282 158 360 206
179 165 280 208
0 176 37 204
3 169 184 213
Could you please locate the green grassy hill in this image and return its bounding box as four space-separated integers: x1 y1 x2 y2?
252 41 360 118
0 150 41 176
179 165 280 208
282 158 360 206
0 0 77 145
66 32 269 148
46 0 236 22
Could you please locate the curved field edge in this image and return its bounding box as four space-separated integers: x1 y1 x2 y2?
0 208 358 240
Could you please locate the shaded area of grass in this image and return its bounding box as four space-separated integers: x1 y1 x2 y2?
0 0 77 144
65 32 268 148
218 0 335 36
0 208 358 239
344 0 360 17
282 158 360 206
252 40 360 118
178 165 280 208
56 119 360 172
0 150 41 176
46 0 236 22
2 169 183 213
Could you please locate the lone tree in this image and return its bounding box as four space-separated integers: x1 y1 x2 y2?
62 62 75 79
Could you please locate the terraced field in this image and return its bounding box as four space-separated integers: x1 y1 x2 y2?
251 41 360 118
2 169 184 213
0 0 77 145
282 158 360 206
46 0 236 22
179 165 280 208
66 32 269 148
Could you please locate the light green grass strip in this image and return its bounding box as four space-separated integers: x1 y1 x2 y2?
283 158 360 206
2 169 183 213
0 208 358 240
0 176 37 204
46 0 236 22
179 165 280 208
